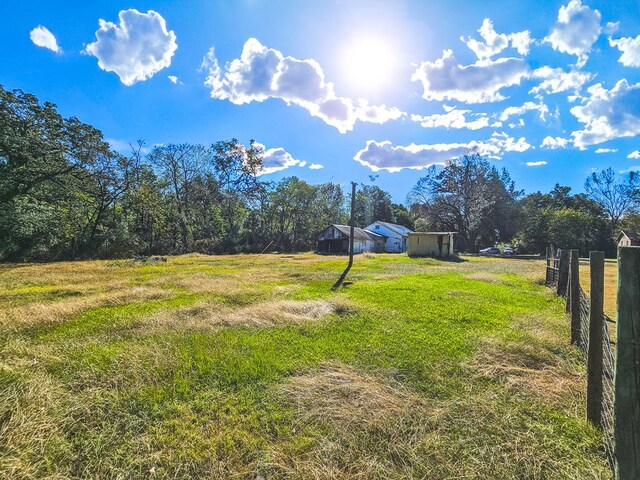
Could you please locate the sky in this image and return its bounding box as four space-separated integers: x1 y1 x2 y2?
2 0 640 202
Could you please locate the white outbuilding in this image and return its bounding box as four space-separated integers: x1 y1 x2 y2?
364 221 414 253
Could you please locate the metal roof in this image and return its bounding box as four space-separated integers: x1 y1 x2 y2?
366 221 414 236
331 224 386 241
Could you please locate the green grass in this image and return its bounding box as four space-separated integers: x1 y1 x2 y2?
0 254 610 479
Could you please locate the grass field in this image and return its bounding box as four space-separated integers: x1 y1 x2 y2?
579 258 618 319
0 253 610 479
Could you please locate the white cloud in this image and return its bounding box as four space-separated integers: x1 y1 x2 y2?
202 39 403 133
410 106 490 130
411 49 529 104
168 75 179 84
29 25 61 53
571 79 640 148
462 18 532 60
309 163 324 170
255 144 302 175
541 136 570 149
619 166 640 174
628 150 640 159
354 133 531 172
609 35 640 67
84 9 177 86
526 161 548 166
545 0 601 67
530 66 593 97
595 148 618 153
499 101 549 122
604 22 620 35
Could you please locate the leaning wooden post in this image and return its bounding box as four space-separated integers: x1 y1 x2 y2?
568 250 580 344
557 249 570 297
615 247 640 479
587 251 604 427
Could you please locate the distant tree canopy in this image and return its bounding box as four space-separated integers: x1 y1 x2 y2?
2 85 639 261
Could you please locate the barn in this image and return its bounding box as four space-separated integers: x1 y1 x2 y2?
317 224 386 254
407 232 456 258
364 221 414 253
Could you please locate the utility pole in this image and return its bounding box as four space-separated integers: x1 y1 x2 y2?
332 181 356 290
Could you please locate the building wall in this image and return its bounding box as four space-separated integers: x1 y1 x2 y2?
353 239 375 253
619 237 631 247
366 222 406 252
408 234 454 257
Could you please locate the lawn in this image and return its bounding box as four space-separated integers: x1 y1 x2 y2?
0 254 610 479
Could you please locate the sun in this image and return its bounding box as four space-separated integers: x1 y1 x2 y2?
342 37 398 92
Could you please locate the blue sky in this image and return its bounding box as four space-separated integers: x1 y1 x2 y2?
2 0 640 202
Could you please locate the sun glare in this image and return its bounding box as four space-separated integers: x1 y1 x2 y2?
342 38 397 91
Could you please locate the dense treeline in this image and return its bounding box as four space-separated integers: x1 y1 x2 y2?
1 86 639 261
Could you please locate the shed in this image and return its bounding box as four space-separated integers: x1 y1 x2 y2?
616 231 640 247
364 221 414 253
317 224 386 254
407 232 456 258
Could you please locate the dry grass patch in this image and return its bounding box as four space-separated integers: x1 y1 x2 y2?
466 272 509 284
276 362 417 429
472 337 584 411
141 298 353 333
0 286 171 331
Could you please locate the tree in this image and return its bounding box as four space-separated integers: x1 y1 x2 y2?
355 185 395 227
408 152 521 252
0 85 111 205
584 167 640 233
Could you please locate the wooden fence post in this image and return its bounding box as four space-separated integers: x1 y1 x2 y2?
569 250 580 344
557 249 570 297
615 247 640 479
587 251 604 427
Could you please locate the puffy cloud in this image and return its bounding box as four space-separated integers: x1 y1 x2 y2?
309 163 324 170
545 0 601 67
84 9 177 86
541 136 570 149
411 49 529 104
571 80 640 148
255 144 302 175
462 18 532 60
627 150 640 159
499 101 549 122
609 35 640 67
202 39 403 133
530 66 593 97
167 75 180 84
595 148 617 153
526 161 548 166
354 133 531 172
410 106 491 130
29 25 61 53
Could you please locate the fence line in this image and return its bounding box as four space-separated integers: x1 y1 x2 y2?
545 250 616 470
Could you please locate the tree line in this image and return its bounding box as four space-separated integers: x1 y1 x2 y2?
1 85 638 261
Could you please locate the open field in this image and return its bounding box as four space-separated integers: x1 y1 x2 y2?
579 258 618 319
0 254 610 479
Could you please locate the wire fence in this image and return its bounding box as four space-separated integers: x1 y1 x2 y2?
545 253 616 469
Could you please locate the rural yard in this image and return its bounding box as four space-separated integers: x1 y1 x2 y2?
0 254 611 479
